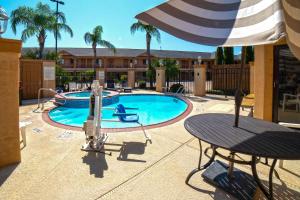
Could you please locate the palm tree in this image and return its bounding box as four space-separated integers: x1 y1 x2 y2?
130 21 161 88
11 2 73 59
84 25 116 74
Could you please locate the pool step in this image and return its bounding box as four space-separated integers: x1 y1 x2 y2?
50 99 64 106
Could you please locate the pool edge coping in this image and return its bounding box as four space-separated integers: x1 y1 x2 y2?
42 93 193 133
55 90 120 100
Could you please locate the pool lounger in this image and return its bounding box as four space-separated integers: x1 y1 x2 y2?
123 87 132 93
113 104 151 143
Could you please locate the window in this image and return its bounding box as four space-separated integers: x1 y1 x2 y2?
70 59 74 64
274 45 300 125
143 59 148 65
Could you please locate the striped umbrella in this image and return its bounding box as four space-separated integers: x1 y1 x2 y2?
136 0 300 59
136 0 300 126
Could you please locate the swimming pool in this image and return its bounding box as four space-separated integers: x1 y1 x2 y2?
48 94 191 129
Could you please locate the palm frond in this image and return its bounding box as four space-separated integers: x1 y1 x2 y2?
150 28 161 43
130 21 145 35
21 26 38 42
93 26 103 35
36 2 52 15
98 40 116 53
93 26 103 41
56 23 73 37
84 32 93 45
10 6 34 34
57 12 66 24
56 31 62 40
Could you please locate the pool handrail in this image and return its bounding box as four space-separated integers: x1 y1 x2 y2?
36 88 67 111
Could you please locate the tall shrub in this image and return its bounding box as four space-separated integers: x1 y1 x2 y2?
245 46 254 64
215 47 224 65
224 47 234 64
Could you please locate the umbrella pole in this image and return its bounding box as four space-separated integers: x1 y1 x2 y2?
234 46 246 127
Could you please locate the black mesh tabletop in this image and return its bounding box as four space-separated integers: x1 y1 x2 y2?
184 114 300 160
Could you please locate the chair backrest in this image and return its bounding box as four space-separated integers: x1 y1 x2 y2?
115 104 126 122
69 82 76 89
107 80 115 88
122 81 128 87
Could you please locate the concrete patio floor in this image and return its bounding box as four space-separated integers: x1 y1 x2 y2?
0 91 299 200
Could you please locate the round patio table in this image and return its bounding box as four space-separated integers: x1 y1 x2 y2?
184 113 300 200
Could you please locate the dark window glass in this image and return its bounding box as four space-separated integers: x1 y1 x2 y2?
274 46 300 125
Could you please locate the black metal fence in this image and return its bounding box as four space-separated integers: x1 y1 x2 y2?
169 69 194 94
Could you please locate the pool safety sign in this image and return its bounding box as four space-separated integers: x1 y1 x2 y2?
43 66 55 80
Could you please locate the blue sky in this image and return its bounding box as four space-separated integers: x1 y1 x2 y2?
2 0 241 54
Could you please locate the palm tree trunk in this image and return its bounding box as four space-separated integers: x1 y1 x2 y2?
38 33 45 59
93 44 97 79
146 33 153 88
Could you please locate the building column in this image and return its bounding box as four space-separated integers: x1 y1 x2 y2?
253 44 274 121
0 38 22 168
194 64 207 96
156 67 165 92
96 68 105 87
249 62 255 94
127 68 135 88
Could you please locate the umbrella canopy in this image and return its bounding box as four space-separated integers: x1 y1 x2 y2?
136 0 300 59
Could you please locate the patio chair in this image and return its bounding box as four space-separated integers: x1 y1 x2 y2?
113 104 151 143
81 83 89 91
121 81 132 93
76 83 82 91
282 93 300 112
106 80 116 91
241 93 255 117
68 82 77 92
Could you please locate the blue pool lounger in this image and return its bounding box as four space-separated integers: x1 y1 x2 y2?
113 104 151 143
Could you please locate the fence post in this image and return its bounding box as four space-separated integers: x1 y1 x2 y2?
156 67 166 92
194 64 207 96
127 68 135 88
96 68 105 87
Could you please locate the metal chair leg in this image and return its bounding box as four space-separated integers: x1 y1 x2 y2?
139 122 151 144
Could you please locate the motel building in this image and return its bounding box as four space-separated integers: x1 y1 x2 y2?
23 47 217 81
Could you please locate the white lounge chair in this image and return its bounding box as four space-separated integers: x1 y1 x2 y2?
68 82 77 92
282 93 300 112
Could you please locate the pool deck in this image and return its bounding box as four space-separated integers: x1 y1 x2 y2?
0 90 300 200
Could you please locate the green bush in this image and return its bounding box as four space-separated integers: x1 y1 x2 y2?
170 83 184 93
120 74 127 82
138 80 146 89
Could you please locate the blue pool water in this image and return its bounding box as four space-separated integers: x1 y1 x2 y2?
65 91 110 98
49 94 188 128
